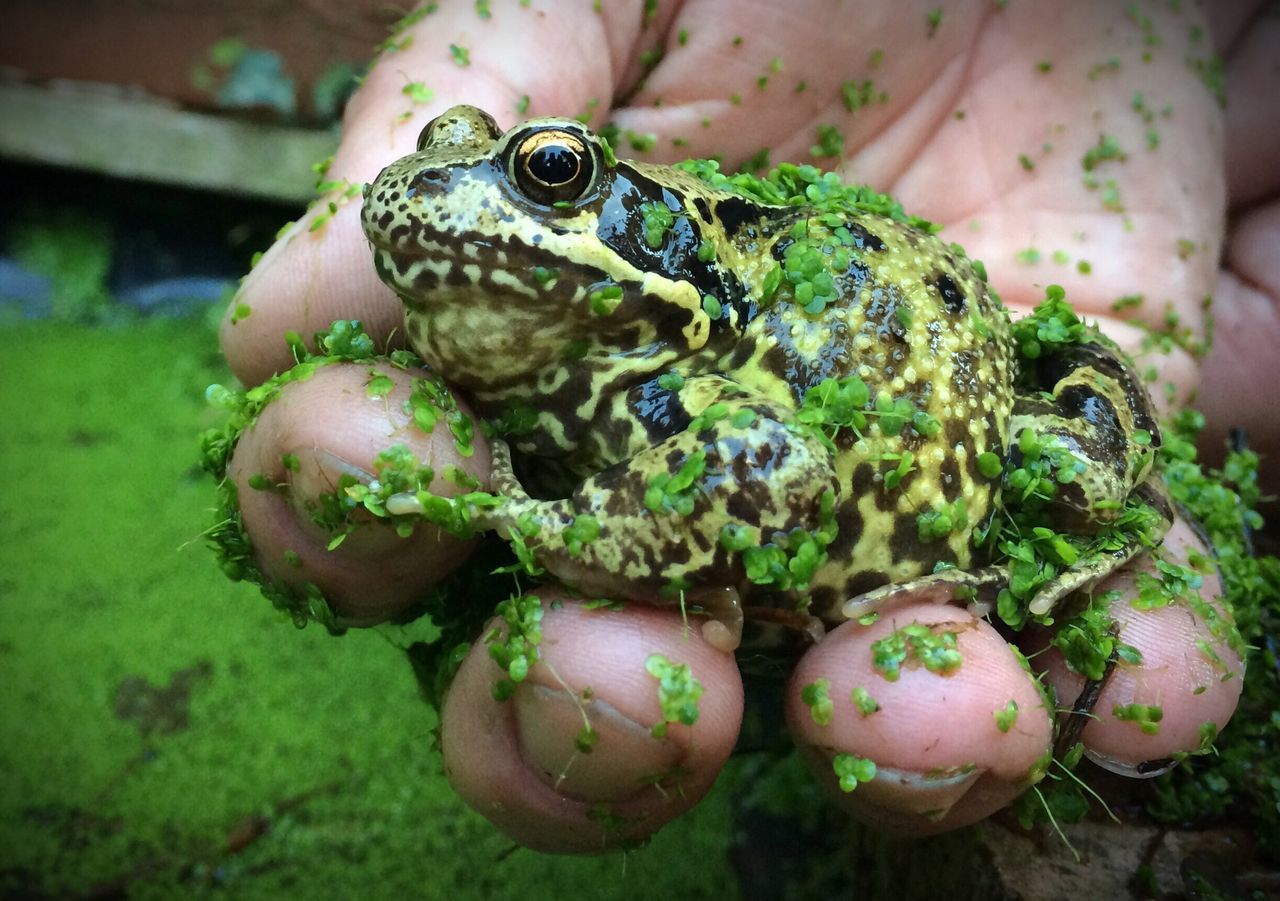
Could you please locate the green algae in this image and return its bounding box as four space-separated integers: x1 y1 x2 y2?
0 317 735 898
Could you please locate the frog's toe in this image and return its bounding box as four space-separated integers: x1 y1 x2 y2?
689 585 744 653
384 491 424 516
841 568 1005 622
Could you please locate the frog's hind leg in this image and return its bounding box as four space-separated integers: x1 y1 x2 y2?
1010 338 1162 533
1018 476 1174 616
842 479 1175 622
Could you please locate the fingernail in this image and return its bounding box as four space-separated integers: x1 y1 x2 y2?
514 684 682 802
1085 748 1174 778
836 758 984 822
283 449 403 554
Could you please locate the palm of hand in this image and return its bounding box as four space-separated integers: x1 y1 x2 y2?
219 0 1246 852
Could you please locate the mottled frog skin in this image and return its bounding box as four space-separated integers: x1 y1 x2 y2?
361 106 1167 649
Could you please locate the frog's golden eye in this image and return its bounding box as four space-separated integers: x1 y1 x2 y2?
510 129 595 205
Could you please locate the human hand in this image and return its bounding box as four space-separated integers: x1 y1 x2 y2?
218 0 1268 851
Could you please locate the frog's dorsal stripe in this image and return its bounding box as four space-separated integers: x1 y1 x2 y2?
597 161 781 333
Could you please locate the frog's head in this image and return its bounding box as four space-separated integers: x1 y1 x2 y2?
361 105 768 393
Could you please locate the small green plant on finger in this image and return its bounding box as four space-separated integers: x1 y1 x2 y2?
870 622 964 682
484 593 544 701
313 443 436 548
1112 702 1163 736
1050 589 1143 681
994 700 1019 733
832 754 876 792
645 654 704 738
801 679 834 725
201 319 504 630
851 686 879 716
407 374 475 458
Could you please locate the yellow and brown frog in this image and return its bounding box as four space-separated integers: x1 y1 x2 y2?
360 105 1168 651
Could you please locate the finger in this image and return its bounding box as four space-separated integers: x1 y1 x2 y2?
1219 2 1280 206
1202 201 1280 481
220 2 650 387
441 596 743 853
882 2 1223 338
226 360 488 626
1030 518 1244 776
785 603 1054 836
220 202 408 390
611 0 953 167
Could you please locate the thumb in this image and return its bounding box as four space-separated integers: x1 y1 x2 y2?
219 1 642 386
219 357 489 627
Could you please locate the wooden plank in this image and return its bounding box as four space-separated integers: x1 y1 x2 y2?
0 79 336 203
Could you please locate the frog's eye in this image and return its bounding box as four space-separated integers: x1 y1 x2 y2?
509 128 596 205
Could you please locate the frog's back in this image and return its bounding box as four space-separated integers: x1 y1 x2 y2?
716 211 1015 618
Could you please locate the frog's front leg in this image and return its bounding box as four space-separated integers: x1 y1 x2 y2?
474 375 840 652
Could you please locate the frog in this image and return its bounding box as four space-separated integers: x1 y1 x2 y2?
359 105 1170 652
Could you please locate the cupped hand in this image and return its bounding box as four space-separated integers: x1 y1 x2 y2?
219 0 1272 851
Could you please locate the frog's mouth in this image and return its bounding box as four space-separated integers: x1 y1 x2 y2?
370 246 455 301
360 186 476 269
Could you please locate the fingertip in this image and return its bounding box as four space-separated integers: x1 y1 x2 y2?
441 598 743 852
786 604 1053 835
1033 519 1244 776
227 361 488 626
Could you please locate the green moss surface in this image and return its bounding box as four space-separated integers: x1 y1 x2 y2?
0 318 735 899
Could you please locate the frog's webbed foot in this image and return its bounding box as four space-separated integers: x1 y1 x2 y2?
1010 337 1163 532
838 559 1123 623
1026 478 1174 613
1017 477 1174 616
383 439 528 519
685 589 829 653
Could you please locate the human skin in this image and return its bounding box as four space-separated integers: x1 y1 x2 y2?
220 0 1275 851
